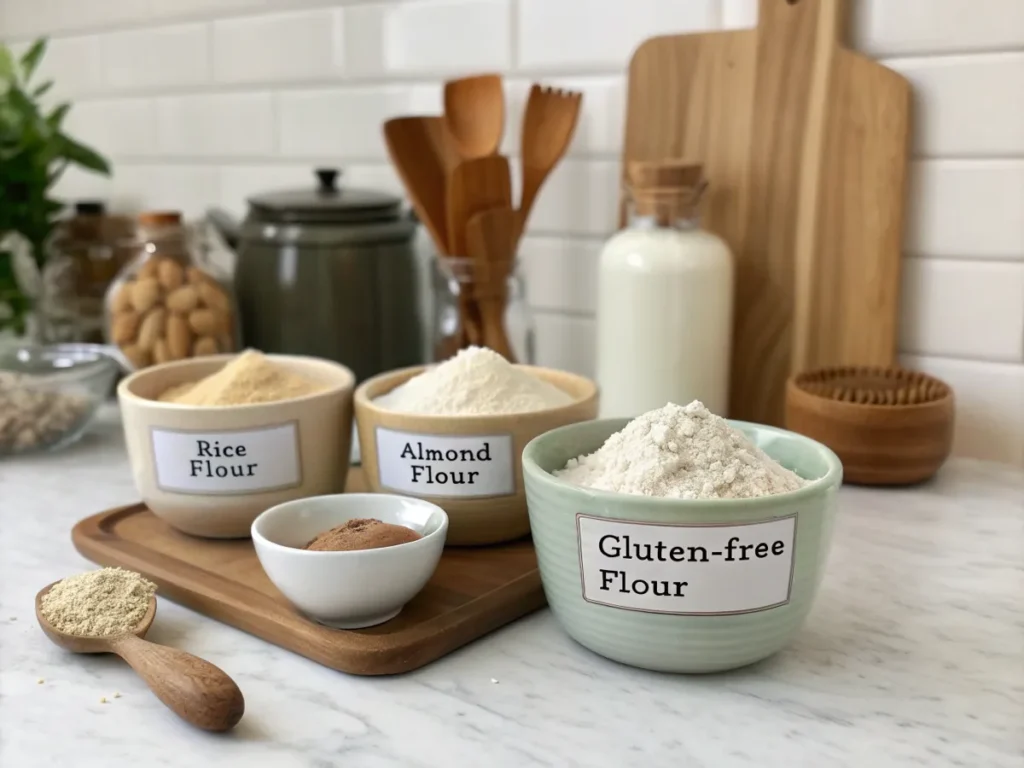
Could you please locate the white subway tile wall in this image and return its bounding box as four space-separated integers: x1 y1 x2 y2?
2 0 1021 465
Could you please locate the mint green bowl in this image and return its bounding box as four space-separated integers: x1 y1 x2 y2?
523 418 842 674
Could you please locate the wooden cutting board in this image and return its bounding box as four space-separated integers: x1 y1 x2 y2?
72 470 545 676
622 0 911 426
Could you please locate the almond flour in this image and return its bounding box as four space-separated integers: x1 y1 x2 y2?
375 346 572 415
556 401 808 500
158 349 324 406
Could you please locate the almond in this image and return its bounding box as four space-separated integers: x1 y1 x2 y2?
138 259 160 280
137 307 166 352
157 258 185 291
193 336 219 357
121 343 151 370
165 285 199 314
130 278 161 313
188 308 218 336
197 280 229 313
166 314 192 360
111 311 141 345
187 266 215 286
110 283 134 313
153 338 171 365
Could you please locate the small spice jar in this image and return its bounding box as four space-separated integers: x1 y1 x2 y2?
39 202 136 344
104 211 240 371
431 255 535 364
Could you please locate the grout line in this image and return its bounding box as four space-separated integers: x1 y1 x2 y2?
899 352 1024 369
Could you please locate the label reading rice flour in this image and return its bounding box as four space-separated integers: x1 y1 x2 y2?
577 514 797 615
150 423 301 495
375 427 514 497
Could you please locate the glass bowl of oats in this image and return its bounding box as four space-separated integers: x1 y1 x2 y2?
0 343 122 456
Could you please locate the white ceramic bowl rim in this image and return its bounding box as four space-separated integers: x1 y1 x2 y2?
354 362 599 422
523 418 843 509
251 493 449 557
117 353 356 413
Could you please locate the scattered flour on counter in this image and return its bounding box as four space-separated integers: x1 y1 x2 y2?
375 346 573 416
556 401 809 500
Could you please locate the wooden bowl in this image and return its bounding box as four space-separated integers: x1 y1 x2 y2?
785 366 954 486
354 364 599 545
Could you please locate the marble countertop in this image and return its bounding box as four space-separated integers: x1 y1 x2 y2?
1 406 1021 768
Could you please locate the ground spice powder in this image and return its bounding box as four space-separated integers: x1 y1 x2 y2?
305 519 422 552
40 568 157 638
159 349 324 405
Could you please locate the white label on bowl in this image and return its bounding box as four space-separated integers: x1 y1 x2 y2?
150 422 301 495
576 514 797 616
374 427 515 498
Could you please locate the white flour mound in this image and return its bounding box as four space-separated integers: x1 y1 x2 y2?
556 401 808 500
375 346 573 416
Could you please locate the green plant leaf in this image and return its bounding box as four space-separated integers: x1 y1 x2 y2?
19 39 47 83
47 102 70 129
56 134 111 175
32 80 53 98
0 46 14 83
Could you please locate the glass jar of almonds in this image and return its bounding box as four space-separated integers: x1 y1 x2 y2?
103 211 240 370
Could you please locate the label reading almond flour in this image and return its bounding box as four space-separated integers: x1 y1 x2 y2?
375 427 515 497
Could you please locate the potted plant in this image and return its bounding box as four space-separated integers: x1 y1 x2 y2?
0 38 111 339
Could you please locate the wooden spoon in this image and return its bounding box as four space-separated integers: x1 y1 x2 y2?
446 155 513 349
447 155 512 256
36 583 244 732
383 116 460 253
466 208 518 361
517 84 583 242
444 74 504 160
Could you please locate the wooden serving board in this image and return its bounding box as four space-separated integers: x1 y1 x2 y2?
622 0 911 427
71 470 545 675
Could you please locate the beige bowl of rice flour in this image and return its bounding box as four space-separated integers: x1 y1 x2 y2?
355 347 598 546
119 352 355 538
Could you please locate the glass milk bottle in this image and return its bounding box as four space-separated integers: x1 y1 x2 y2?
596 161 734 418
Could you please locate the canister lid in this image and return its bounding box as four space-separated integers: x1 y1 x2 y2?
247 168 403 225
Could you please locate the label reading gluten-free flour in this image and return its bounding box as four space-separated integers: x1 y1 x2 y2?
577 515 797 615
375 427 514 497
150 423 301 495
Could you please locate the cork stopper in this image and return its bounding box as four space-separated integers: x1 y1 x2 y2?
626 160 705 224
137 210 182 227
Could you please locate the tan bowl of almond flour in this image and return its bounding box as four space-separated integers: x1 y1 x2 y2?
118 354 355 539
354 364 598 546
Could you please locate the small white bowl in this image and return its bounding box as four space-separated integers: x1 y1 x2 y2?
251 494 448 629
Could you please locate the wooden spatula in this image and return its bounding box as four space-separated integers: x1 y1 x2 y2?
383 116 459 254
444 73 505 160
466 208 518 361
446 155 512 257
517 85 583 242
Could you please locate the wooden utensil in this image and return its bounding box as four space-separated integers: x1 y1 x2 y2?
466 208 518 361
444 73 505 159
622 0 911 426
786 366 954 486
36 585 244 732
383 116 460 253
446 155 513 256
517 84 583 242
445 156 512 350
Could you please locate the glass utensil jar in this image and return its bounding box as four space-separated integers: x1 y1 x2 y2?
431 255 535 364
596 161 734 418
103 211 240 371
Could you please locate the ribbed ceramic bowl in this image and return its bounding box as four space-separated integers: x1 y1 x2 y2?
523 418 842 674
355 364 598 546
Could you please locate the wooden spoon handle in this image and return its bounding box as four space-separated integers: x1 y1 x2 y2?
110 634 244 732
